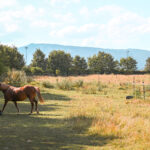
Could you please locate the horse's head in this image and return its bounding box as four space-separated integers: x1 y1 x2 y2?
0 83 2 90
0 83 9 91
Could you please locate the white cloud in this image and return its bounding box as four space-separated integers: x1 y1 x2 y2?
4 23 19 32
49 4 150 48
0 0 17 8
49 23 99 38
80 7 89 17
31 20 62 29
95 5 124 17
106 11 150 39
50 0 80 6
78 23 99 33
91 5 150 47
0 4 46 33
54 13 76 23
22 5 45 20
50 26 77 37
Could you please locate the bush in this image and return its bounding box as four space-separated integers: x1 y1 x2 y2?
96 81 103 91
3 70 27 86
82 85 97 94
42 81 54 89
26 76 34 83
81 81 106 94
73 80 84 88
56 79 73 90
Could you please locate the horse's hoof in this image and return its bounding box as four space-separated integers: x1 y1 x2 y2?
0 111 2 116
28 113 32 115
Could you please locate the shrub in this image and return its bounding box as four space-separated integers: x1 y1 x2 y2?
81 81 107 94
3 70 27 86
96 81 103 91
56 79 73 90
82 85 97 94
73 80 84 88
26 76 34 83
42 81 54 89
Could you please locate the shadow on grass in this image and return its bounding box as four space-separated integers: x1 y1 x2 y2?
0 113 118 150
0 102 62 117
0 94 118 150
42 92 71 101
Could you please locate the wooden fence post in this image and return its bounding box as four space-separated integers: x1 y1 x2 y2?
133 77 136 98
143 81 145 100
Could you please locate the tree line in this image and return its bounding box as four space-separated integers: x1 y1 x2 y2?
1 44 150 76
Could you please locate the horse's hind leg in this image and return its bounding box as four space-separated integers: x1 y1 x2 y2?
33 98 39 114
29 99 34 115
13 101 19 113
1 100 8 113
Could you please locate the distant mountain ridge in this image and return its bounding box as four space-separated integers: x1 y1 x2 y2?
18 43 150 70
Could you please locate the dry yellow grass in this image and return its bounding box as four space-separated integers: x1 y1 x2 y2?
33 74 150 149
34 74 150 85
67 92 150 149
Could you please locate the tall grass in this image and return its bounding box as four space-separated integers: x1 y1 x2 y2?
42 81 54 89
34 74 150 85
67 90 150 149
56 79 73 90
81 81 107 94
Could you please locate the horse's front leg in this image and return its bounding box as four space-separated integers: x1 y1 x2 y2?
1 100 8 113
13 101 19 113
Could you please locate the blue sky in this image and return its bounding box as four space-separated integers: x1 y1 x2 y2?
1 0 150 50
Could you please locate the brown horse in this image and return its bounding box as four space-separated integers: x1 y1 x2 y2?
0 83 44 115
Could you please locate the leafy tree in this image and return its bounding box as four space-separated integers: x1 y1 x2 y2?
47 50 72 76
88 51 116 74
30 49 47 72
0 60 8 75
119 57 137 73
72 55 87 75
30 67 44 75
0 50 8 75
22 66 32 75
145 57 150 72
0 44 25 70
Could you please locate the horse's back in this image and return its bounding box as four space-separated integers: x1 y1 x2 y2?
10 86 27 101
7 85 36 101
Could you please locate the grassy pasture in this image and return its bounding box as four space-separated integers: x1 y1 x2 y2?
1 75 150 149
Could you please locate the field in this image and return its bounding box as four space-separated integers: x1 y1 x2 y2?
1 74 150 149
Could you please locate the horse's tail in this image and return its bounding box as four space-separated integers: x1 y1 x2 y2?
35 87 44 104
